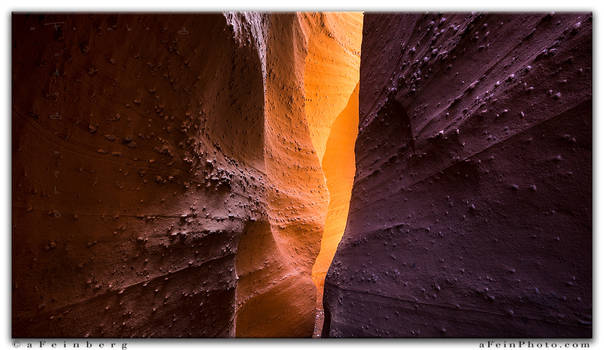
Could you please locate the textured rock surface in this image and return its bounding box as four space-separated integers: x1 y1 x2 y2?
323 13 592 337
12 12 360 338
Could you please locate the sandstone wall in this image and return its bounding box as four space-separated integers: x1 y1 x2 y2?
323 12 592 338
12 12 360 338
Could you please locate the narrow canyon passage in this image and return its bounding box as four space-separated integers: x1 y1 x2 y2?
311 84 359 335
299 12 363 335
11 12 591 339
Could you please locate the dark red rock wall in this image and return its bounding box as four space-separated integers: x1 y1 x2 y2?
12 13 266 337
323 13 592 338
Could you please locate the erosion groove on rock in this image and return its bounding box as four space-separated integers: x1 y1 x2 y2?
323 13 592 337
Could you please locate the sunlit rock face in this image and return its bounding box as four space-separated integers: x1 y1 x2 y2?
323 13 592 337
300 13 362 162
298 11 362 300
233 13 327 338
12 12 359 338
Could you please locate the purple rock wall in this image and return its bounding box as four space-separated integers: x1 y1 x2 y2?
323 12 592 338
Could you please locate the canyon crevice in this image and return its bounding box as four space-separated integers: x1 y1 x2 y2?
12 12 592 339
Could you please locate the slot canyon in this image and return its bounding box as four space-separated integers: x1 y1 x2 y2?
12 11 591 338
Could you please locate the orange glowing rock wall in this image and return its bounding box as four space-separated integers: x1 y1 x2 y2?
235 13 328 337
300 13 363 162
297 12 363 298
12 12 361 338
